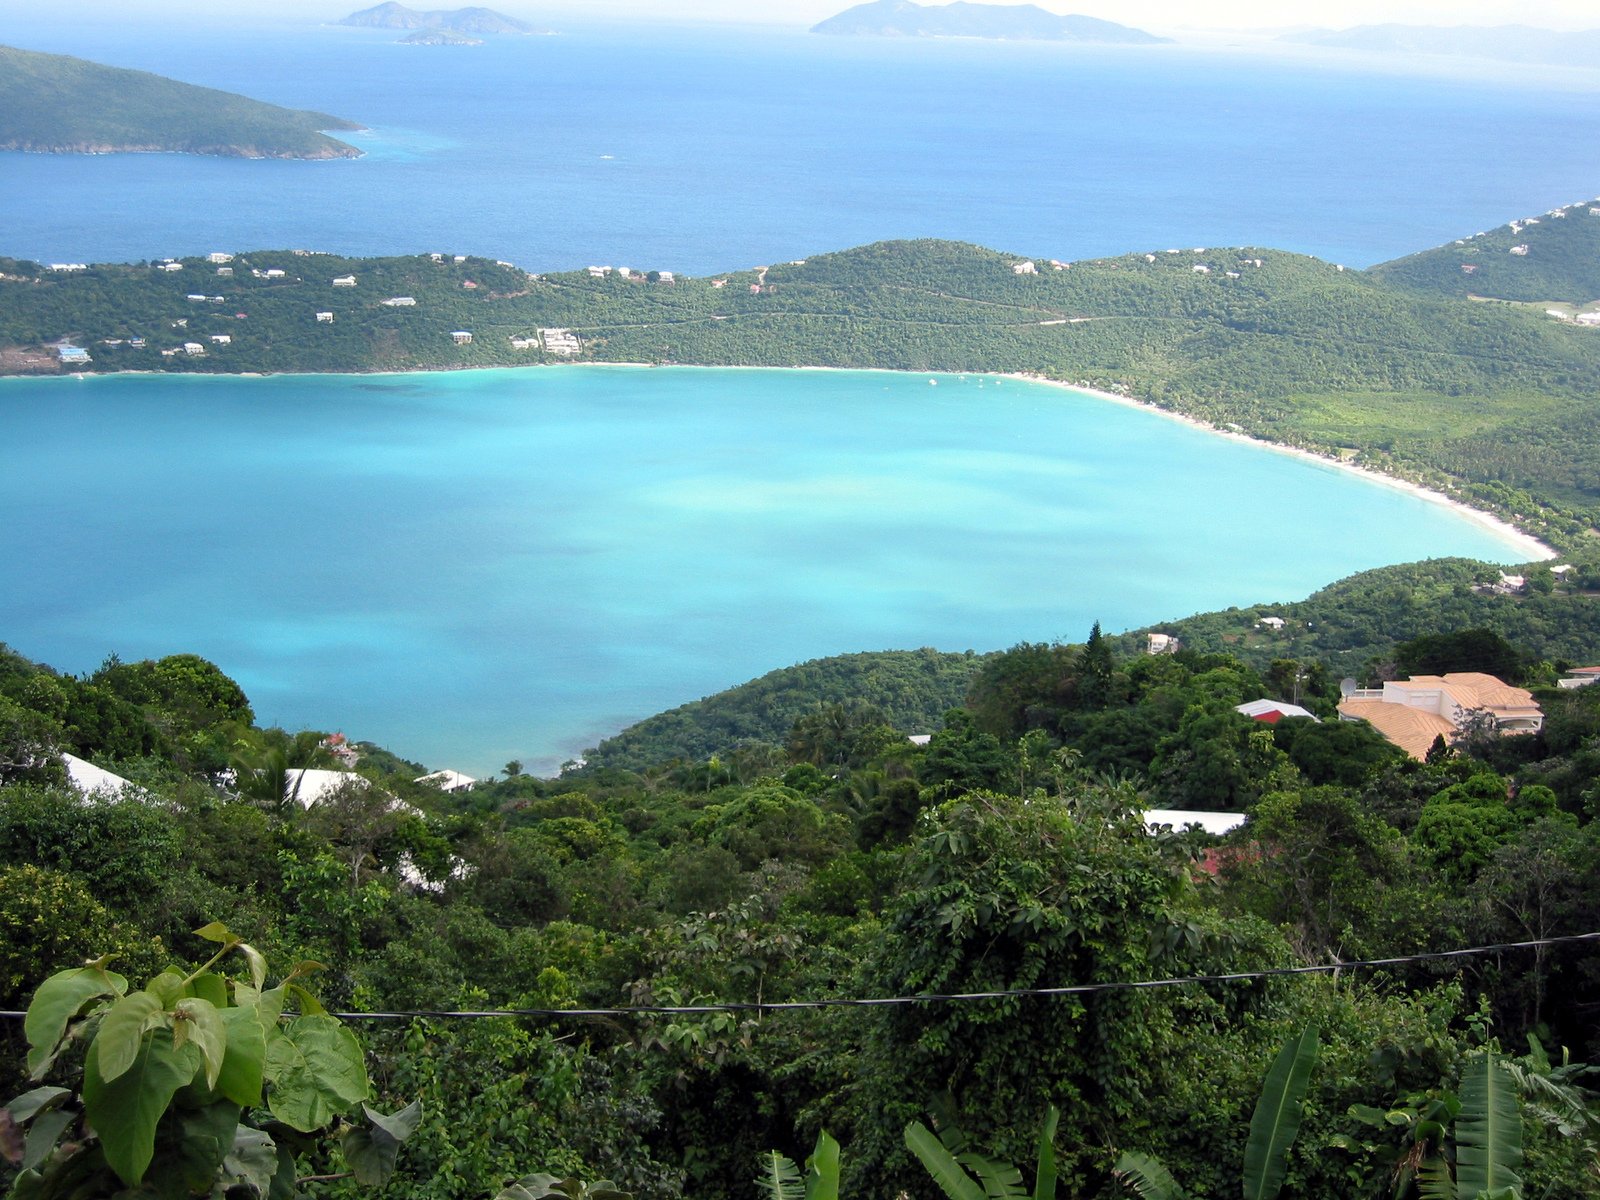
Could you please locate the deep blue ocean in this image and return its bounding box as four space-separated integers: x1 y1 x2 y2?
3 13 1600 272
0 14 1592 773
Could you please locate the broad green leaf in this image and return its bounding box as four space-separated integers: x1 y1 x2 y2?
905 1121 985 1200
1242 1026 1319 1200
364 1098 422 1143
1113 1151 1186 1200
145 968 187 1009
804 1129 840 1200
494 1173 566 1200
24 966 126 1077
6 1087 69 1124
256 985 287 1029
143 1099 239 1198
21 1108 74 1172
240 944 268 992
188 971 228 1010
956 1151 1025 1199
1033 1106 1058 1200
194 922 241 947
268 1139 298 1200
340 1100 423 1187
263 1015 369 1132
221 1126 279 1198
173 997 227 1090
82 1028 202 1186
754 1150 804 1200
1456 1051 1523 1200
94 991 167 1084
217 1005 269 1108
285 983 326 1018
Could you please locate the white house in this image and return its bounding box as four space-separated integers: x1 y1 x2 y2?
316 311 334 323
206 252 234 264
415 769 476 792
1146 632 1179 655
332 275 357 287
450 330 473 344
381 296 417 307
1012 260 1038 275
63 753 136 799
209 334 231 345
1144 809 1246 836
183 342 205 356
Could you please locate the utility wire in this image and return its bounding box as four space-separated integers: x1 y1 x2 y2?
5 930 1591 1023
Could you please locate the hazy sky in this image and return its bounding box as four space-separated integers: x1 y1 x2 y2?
2 0 1597 34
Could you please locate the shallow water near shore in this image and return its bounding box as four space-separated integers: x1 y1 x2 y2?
0 366 1534 774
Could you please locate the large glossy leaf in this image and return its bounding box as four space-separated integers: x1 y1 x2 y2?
339 1100 423 1187
24 966 126 1077
187 971 228 1010
172 998 227 1090
21 1108 74 1172
905 1121 985 1200
82 1028 202 1186
754 1150 804 1200
958 1151 1027 1199
220 1126 279 1199
143 1099 240 1199
94 991 167 1084
1242 1026 1319 1200
805 1130 841 1200
217 1005 269 1108
5 1087 70 1125
263 1015 368 1132
1033 1106 1058 1200
1113 1151 1185 1200
1456 1051 1523 1200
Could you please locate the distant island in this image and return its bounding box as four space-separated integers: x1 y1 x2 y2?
400 29 484 46
811 0 1168 44
338 3 545 36
0 44 363 159
1281 24 1600 69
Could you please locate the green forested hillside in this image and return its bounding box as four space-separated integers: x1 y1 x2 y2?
0 44 362 158
1372 196 1600 302
7 223 1600 543
581 648 984 771
7 547 1600 1199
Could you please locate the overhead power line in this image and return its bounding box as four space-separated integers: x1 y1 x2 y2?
11 930 1587 1024
2 931 1591 1024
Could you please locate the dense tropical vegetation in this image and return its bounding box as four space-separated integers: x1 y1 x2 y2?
0 45 362 158
4 548 1600 1198
6 202 1600 546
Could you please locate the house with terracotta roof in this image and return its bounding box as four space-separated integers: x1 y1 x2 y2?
1337 672 1542 759
1559 667 1600 690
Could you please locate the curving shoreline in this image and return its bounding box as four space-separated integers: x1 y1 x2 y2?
7 357 1557 564
1000 373 1558 564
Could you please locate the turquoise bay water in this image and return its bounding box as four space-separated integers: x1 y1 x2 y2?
0 367 1530 774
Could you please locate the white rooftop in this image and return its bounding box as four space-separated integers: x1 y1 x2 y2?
1144 809 1247 836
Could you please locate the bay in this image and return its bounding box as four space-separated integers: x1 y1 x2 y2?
0 367 1533 774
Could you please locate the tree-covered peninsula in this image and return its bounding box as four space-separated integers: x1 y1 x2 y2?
7 201 1600 546
0 44 363 158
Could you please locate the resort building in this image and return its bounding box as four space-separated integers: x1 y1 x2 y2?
540 328 582 356
56 345 91 364
1337 673 1542 760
